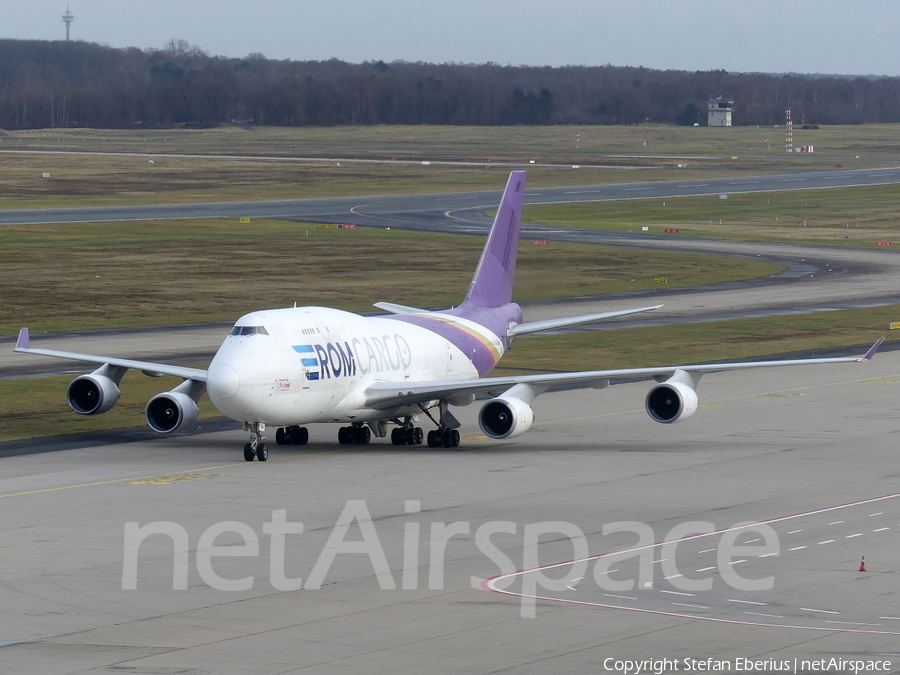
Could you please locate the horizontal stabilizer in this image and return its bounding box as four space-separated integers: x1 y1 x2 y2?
508 305 662 337
373 302 431 315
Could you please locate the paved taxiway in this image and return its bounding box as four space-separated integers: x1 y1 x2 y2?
2 351 899 673
2 165 900 226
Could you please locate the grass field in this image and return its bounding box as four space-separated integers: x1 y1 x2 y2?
0 220 780 335
3 123 900 441
1 124 898 208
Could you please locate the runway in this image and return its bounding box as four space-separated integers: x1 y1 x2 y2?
1 353 899 673
1 165 900 226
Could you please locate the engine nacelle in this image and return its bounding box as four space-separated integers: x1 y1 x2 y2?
478 396 534 439
645 380 699 424
145 392 200 434
67 374 121 415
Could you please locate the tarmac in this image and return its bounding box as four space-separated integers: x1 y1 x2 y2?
1 350 899 673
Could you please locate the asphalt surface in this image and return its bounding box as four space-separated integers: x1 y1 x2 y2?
2 357 900 673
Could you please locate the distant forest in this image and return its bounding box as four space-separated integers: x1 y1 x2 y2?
2 38 900 130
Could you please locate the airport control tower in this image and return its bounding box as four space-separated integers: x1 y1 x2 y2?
62 6 74 41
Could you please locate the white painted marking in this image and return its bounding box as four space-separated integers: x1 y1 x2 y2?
788 546 807 551
788 530 803 534
729 559 748 565
673 602 710 609
829 521 844 525
800 607 840 614
846 533 864 538
696 566 716 572
624 187 653 191
826 621 882 627
869 512 884 516
873 527 890 532
759 552 778 558
781 178 804 182
565 585 578 591
744 538 761 543
663 574 684 580
817 540 836 545
596 568 617 575
698 548 716 554
879 616 900 620
652 558 667 564
728 599 767 606
603 593 637 601
660 590 694 596
745 611 784 619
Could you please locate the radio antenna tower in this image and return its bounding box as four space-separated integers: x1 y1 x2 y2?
62 5 74 41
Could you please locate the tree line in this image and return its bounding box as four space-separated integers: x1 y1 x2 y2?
1 38 899 130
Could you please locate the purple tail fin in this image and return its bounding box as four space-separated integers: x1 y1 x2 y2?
463 170 526 308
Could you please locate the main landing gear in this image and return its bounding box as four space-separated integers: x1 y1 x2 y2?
338 424 372 445
243 422 268 462
426 428 460 448
418 402 462 448
391 417 424 446
275 425 309 446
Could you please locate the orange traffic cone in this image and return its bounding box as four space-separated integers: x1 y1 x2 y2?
859 556 867 572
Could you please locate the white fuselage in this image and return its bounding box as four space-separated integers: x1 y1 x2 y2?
206 307 503 425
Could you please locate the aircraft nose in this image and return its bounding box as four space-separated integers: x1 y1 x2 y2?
207 363 241 401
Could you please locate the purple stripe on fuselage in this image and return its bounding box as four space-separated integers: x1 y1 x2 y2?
384 314 501 377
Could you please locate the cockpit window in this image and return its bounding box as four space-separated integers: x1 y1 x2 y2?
229 326 269 336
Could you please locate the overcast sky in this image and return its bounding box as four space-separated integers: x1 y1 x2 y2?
2 1 898 76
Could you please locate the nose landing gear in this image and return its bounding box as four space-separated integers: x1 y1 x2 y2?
243 422 268 461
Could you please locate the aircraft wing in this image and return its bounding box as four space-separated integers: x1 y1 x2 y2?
13 328 207 381
363 337 883 410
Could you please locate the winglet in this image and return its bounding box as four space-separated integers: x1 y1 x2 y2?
860 336 884 361
15 327 29 350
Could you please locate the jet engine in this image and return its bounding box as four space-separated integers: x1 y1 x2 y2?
645 373 699 424
145 391 200 434
478 396 534 439
67 373 121 415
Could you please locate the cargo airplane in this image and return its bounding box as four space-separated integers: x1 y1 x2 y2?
14 171 882 461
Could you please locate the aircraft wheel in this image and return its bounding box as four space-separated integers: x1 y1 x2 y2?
391 428 406 445
256 443 269 461
338 426 351 444
415 427 424 445
442 429 460 448
354 426 371 444
405 428 417 445
275 428 288 445
243 443 255 461
427 430 440 447
290 427 309 445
